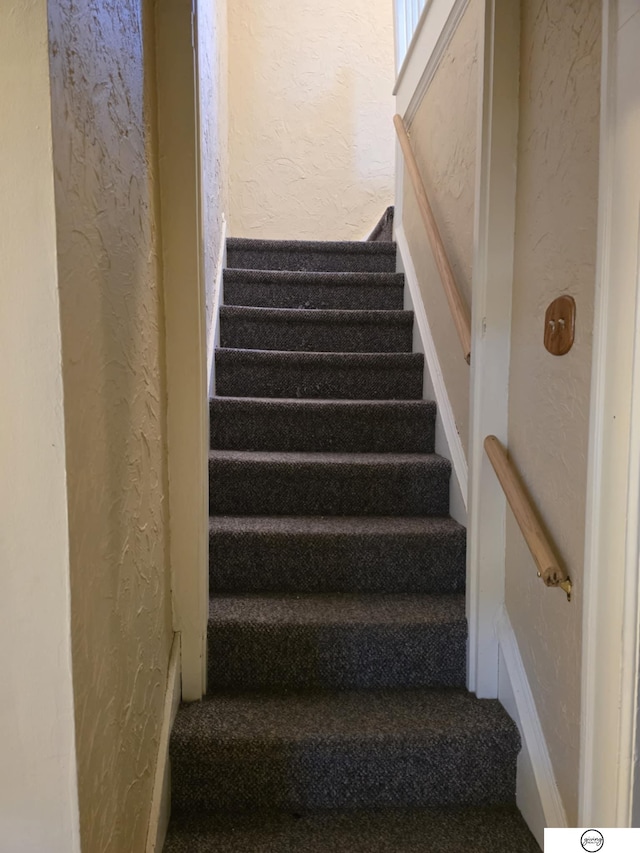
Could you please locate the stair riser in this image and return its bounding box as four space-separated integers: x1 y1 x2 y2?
209 528 465 594
223 279 404 311
219 315 413 353
207 621 466 691
164 807 542 853
227 246 396 274
170 740 517 813
215 353 424 400
210 399 436 454
208 459 450 517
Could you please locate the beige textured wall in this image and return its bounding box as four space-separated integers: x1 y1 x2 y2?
402 0 481 455
228 0 395 239
0 2 81 849
199 0 228 336
506 0 601 822
48 1 173 850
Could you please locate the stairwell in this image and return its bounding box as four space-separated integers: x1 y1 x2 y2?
164 228 540 851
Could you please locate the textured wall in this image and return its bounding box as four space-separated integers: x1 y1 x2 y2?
0 2 81 850
198 0 228 337
48 1 172 850
228 0 395 240
402 0 481 455
506 0 601 822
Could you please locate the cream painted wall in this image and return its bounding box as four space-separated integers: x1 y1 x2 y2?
0 3 81 850
199 0 228 335
48 1 173 850
228 0 395 240
402 0 481 456
505 0 601 823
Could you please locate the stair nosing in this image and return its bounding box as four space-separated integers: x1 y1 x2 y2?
227 237 396 254
223 268 405 284
208 592 467 626
208 448 450 465
219 305 413 325
215 347 423 362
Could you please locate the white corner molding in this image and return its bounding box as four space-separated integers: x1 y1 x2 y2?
465 0 519 699
146 633 182 853
496 607 567 845
207 215 227 398
394 0 471 122
579 0 640 827
396 224 468 523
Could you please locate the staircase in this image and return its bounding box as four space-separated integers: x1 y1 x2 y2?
164 232 540 851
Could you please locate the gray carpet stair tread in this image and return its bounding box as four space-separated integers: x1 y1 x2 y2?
210 513 464 538
209 515 466 594
208 450 450 517
170 689 520 812
209 397 436 454
219 305 413 353
227 237 396 273
215 348 424 399
165 806 540 852
223 268 405 311
207 593 466 690
173 688 517 745
209 592 465 626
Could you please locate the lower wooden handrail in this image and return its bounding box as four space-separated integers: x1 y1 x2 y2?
394 114 472 364
484 435 572 601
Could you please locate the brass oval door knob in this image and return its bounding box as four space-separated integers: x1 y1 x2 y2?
544 295 575 356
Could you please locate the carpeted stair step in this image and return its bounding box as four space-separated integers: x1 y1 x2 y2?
223 268 405 310
209 398 436 454
219 306 413 353
227 237 397 273
215 349 424 399
209 516 465 594
208 450 450 517
164 806 540 852
169 689 521 813
207 593 466 691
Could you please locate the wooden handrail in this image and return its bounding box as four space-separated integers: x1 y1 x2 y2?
394 114 472 364
484 436 572 601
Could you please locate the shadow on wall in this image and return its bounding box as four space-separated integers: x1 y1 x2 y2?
48 0 172 848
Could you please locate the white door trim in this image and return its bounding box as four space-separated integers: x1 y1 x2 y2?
579 0 640 826
466 0 520 698
155 0 209 701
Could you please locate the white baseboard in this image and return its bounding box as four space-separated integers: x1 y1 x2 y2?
145 633 182 853
496 607 567 846
207 216 227 398
395 224 467 524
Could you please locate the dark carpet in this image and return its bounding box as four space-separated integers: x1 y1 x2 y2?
215 347 424 399
170 690 519 813
164 806 539 852
208 515 466 594
207 593 467 690
223 268 405 310
227 237 397 273
165 219 540 852
208 450 451 517
219 305 414 352
209 398 436 453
